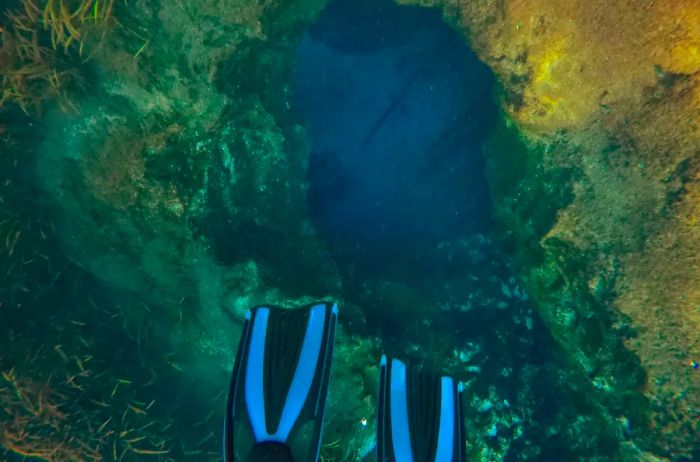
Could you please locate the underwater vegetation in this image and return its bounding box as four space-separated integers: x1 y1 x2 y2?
398 0 700 458
0 0 115 113
0 0 699 461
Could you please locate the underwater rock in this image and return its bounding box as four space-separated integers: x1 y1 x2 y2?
2 0 347 458
33 0 340 332
398 0 700 457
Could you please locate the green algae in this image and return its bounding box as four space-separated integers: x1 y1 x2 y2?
1 0 345 459
484 114 658 457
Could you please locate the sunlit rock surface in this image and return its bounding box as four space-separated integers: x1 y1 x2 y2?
398 0 700 457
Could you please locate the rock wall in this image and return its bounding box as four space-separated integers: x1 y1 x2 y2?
399 0 700 457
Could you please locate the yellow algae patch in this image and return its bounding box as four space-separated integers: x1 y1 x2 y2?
428 0 660 134
528 37 568 107
656 2 700 75
669 42 700 75
655 3 700 110
532 37 565 87
514 35 590 132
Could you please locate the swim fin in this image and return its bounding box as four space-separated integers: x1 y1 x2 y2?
377 356 466 462
224 302 338 462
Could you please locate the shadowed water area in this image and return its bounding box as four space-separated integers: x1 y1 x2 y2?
296 0 506 342
299 0 494 245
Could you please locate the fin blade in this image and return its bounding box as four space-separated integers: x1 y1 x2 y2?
377 357 466 462
225 302 338 462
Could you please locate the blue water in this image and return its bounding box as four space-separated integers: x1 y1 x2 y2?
290 7 600 460
296 0 496 245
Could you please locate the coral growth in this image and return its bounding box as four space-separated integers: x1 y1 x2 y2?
399 0 700 456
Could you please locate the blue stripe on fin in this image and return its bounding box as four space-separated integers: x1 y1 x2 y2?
314 303 337 416
245 307 270 442
435 376 455 462
390 359 413 462
243 305 329 443
312 303 337 462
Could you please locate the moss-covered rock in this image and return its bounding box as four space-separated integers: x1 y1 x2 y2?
31 0 341 352
398 0 700 456
2 0 353 458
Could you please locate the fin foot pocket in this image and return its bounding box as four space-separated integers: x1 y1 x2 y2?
247 441 295 462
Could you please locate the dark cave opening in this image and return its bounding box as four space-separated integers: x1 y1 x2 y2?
291 7 623 459
296 0 498 254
